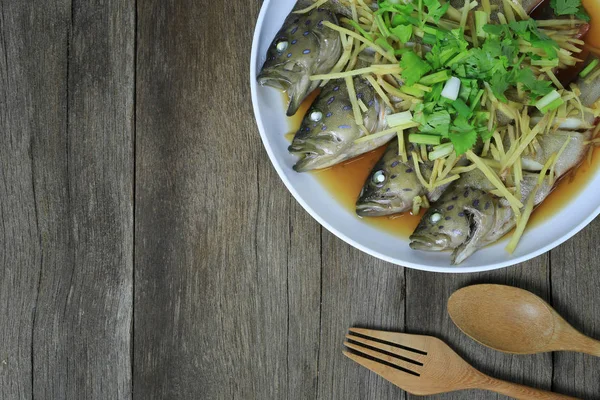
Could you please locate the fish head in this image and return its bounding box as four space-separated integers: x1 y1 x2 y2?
356 142 425 216
410 187 491 252
289 79 380 171
258 8 342 116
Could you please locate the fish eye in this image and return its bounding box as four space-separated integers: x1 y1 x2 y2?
371 170 386 186
430 212 442 224
310 110 323 122
276 40 289 53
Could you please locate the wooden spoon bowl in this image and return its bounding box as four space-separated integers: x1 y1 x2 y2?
448 284 600 356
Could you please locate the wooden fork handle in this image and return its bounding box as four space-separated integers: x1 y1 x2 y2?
479 377 580 400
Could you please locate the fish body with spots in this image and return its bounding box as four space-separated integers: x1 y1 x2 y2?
409 64 600 264
257 5 342 116
356 139 471 216
288 77 392 171
410 171 551 264
355 140 449 216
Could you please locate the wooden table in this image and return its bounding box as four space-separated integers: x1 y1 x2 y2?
1 1 599 399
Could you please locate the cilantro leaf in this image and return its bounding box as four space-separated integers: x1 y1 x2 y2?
575 7 591 21
550 0 590 21
391 24 413 43
419 110 451 136
483 24 510 37
452 99 473 118
551 0 581 15
400 52 432 86
489 72 511 102
515 68 554 97
423 0 450 23
449 116 478 155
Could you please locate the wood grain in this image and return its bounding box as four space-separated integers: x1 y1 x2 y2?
318 232 406 400
404 256 554 399
133 0 280 399
0 0 134 399
550 219 600 400
0 1 53 397
0 0 599 399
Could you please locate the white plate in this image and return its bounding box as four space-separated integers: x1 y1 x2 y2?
250 0 600 273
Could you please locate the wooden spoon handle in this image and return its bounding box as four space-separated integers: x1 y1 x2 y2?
570 334 600 357
479 377 580 400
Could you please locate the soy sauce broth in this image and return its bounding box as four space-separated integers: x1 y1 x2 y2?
583 0 600 47
285 92 425 238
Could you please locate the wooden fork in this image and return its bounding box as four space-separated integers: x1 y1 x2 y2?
343 328 578 399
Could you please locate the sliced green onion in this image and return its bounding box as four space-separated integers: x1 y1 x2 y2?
394 48 412 56
535 90 561 111
441 76 461 101
540 97 565 113
470 89 484 110
422 33 437 45
408 133 442 145
375 37 393 52
422 26 438 35
580 59 600 79
439 48 458 65
419 70 451 85
386 111 414 127
445 52 470 67
347 20 374 42
376 14 391 38
428 143 454 160
475 11 488 38
400 85 425 97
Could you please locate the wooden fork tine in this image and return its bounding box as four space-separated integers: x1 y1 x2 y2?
349 328 431 353
345 334 427 363
344 341 421 374
343 350 418 392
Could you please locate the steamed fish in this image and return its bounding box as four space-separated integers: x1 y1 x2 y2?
522 70 600 176
410 170 553 264
522 130 593 176
258 5 342 116
355 140 449 216
410 73 600 264
288 77 392 171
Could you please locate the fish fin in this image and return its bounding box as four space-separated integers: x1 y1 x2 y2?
287 75 318 116
451 204 496 265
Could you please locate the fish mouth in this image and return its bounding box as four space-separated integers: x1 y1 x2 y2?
291 151 327 172
258 65 313 116
289 138 340 172
356 200 399 217
257 68 293 92
289 141 327 157
409 234 451 252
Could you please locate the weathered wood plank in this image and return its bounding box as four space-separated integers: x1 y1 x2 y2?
134 0 317 399
287 198 323 399
550 220 600 400
0 0 135 399
317 233 406 400
0 1 56 397
405 257 555 399
29 0 135 398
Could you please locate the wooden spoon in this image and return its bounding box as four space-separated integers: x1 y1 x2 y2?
448 284 600 356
